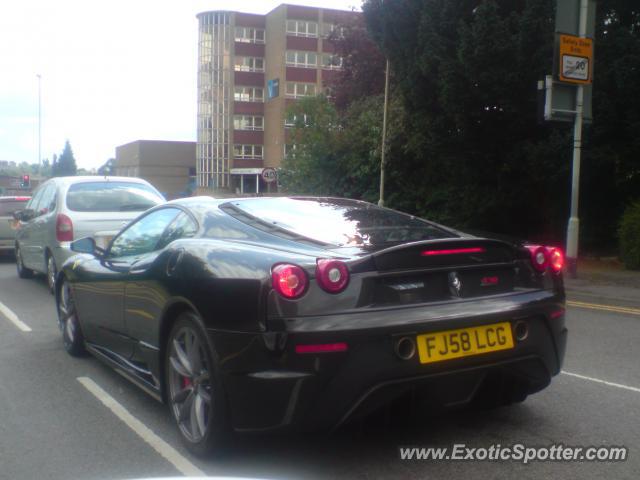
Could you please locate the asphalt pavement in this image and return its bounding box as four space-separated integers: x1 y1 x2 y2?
0 255 638 480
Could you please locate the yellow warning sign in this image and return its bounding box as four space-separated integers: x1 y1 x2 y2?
559 34 593 84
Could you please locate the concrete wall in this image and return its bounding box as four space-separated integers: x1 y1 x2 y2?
115 140 196 199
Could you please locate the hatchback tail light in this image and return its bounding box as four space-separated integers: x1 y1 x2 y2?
316 259 350 293
56 214 74 242
272 263 308 299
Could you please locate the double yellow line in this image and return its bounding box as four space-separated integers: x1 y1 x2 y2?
567 300 640 316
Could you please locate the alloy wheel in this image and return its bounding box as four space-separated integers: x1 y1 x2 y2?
58 279 85 355
167 326 213 443
47 256 56 293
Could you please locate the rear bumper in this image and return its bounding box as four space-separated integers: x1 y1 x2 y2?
0 239 15 252
51 243 75 268
209 290 566 433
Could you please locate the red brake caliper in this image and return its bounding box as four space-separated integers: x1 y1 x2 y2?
182 377 192 388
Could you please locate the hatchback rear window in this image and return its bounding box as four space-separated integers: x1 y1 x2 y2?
221 197 455 247
66 182 163 212
0 199 30 216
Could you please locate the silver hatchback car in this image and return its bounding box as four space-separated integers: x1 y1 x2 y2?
14 176 165 292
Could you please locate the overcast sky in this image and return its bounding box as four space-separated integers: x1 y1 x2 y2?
0 0 360 170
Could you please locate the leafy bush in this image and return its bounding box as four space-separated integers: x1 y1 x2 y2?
619 201 640 270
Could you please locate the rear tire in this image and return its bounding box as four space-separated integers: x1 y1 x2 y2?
57 278 86 357
165 312 229 456
15 246 34 279
46 254 57 294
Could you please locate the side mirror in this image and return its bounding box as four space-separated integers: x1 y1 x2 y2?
71 237 98 255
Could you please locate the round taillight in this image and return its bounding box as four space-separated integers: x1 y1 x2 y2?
547 247 564 273
525 245 548 272
316 259 349 293
271 264 308 299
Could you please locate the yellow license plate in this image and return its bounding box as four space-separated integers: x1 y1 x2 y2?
416 322 514 364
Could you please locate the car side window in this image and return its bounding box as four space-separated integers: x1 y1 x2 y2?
26 187 44 214
36 185 56 215
108 208 181 258
156 212 198 250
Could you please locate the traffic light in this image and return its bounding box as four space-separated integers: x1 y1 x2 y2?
20 174 30 189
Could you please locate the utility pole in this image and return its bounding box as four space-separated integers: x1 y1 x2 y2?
565 0 589 278
378 58 390 207
37 74 42 167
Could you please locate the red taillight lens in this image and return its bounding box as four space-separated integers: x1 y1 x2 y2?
295 343 348 354
547 247 564 273
56 214 74 242
316 259 349 293
525 245 548 272
271 263 308 299
421 247 486 256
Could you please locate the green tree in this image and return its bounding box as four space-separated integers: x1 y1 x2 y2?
97 158 116 176
281 93 405 202
52 140 77 177
363 0 640 251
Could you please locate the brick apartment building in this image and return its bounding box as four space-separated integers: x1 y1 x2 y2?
196 3 359 194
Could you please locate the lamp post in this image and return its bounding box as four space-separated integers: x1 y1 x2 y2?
378 59 390 207
36 74 42 167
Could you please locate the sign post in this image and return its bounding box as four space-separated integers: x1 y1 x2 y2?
543 0 595 278
565 0 591 279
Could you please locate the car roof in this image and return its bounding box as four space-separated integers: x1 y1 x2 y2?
40 176 153 187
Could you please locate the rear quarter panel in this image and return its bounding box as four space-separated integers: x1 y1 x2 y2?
170 238 318 332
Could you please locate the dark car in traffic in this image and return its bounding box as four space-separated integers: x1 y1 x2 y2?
56 196 566 455
0 196 30 255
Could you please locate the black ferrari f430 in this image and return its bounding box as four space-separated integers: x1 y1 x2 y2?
56 196 567 454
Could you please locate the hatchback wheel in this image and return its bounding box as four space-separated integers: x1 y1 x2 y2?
16 246 34 279
58 278 86 356
166 313 228 456
47 255 57 294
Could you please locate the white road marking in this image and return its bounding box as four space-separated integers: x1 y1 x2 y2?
562 370 640 394
77 376 205 477
0 300 32 332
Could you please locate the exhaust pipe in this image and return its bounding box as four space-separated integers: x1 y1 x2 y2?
394 336 416 361
514 321 529 341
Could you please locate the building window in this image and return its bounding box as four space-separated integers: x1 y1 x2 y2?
321 23 345 38
284 144 297 159
286 51 317 68
321 53 343 70
235 27 265 44
234 86 264 102
284 113 309 128
285 82 317 99
234 56 265 72
286 20 318 38
234 144 263 159
234 115 264 131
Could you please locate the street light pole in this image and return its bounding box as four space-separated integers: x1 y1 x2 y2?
565 0 589 278
37 74 42 167
378 58 390 207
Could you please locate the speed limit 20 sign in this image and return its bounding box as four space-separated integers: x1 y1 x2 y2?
558 34 593 84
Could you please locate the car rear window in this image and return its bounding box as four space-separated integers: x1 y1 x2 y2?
65 182 164 212
0 198 30 216
220 197 455 247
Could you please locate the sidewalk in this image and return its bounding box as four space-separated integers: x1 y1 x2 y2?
564 258 640 307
